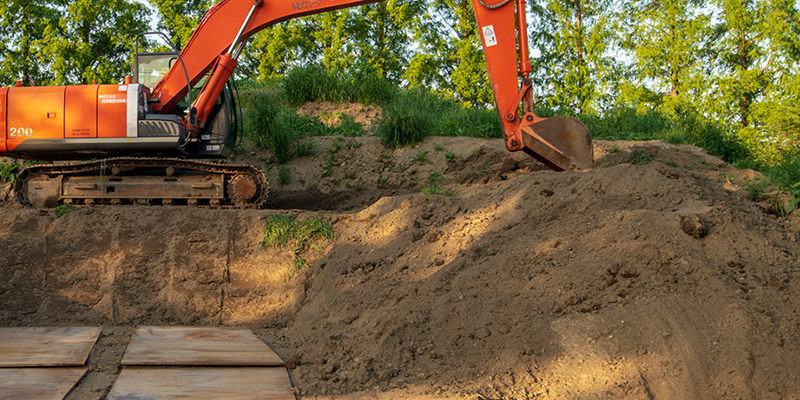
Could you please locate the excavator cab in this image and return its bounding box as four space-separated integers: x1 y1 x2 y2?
134 51 177 89
134 51 242 159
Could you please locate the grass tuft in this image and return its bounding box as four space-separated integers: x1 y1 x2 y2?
376 88 501 148
420 172 456 196
282 64 395 107
278 165 291 185
624 150 653 165
742 178 772 201
0 162 19 183
409 149 432 165
55 204 78 218
261 214 335 280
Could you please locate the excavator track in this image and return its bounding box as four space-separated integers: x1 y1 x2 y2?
14 158 268 209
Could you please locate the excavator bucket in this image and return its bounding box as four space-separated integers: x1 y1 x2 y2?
520 116 594 171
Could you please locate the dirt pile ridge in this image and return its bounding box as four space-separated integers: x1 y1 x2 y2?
1 137 799 400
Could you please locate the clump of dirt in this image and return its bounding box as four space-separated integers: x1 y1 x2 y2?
2 134 800 400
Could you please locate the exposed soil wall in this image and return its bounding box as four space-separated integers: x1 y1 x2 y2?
1 136 799 400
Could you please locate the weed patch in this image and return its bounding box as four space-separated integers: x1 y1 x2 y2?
0 163 19 183
322 154 336 176
624 150 652 165
55 204 78 218
376 88 501 148
743 179 772 201
261 214 335 280
420 172 456 196
278 165 291 184
409 149 432 165
282 64 395 107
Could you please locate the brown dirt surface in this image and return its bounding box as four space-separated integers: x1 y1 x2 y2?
296 101 383 130
2 133 800 400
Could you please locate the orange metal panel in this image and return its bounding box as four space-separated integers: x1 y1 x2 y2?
6 86 65 151
0 87 7 153
471 1 521 125
97 84 128 138
65 85 98 138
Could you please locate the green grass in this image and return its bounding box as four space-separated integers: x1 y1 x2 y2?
244 92 365 164
282 64 395 107
0 162 19 183
261 214 335 280
624 150 653 165
752 143 799 214
278 165 290 185
330 137 344 153
743 178 772 201
55 204 78 218
376 88 502 148
574 106 671 141
409 149 432 165
420 172 456 196
332 114 365 137
322 154 336 176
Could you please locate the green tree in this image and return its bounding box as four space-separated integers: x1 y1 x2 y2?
241 11 353 80
728 0 800 164
0 0 60 86
37 0 150 84
243 0 422 85
710 0 796 129
148 0 212 49
350 0 423 83
528 0 618 114
620 0 711 114
407 0 493 107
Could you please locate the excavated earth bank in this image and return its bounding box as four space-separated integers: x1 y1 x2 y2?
1 135 799 400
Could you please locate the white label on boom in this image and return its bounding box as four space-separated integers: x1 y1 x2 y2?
482 25 498 47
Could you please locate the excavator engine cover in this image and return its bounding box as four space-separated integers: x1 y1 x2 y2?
521 116 593 171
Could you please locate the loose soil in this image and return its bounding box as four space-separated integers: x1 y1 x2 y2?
1 109 799 399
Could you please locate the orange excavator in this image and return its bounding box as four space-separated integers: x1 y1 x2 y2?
1 0 592 209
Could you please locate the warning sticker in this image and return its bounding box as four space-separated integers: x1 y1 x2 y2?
482 25 498 47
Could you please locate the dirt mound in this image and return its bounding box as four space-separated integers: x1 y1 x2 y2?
1 137 799 400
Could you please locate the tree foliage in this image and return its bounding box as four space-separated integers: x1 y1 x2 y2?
0 0 61 86
38 0 150 85
528 0 618 114
147 0 212 49
411 0 493 107
620 0 712 114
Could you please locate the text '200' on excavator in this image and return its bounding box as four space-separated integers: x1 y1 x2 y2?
0 0 593 209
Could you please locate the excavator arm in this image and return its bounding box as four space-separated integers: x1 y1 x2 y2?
471 0 593 171
151 0 593 171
